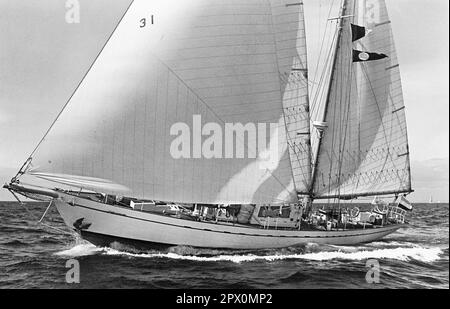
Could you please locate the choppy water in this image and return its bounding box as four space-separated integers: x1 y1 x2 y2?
0 202 448 289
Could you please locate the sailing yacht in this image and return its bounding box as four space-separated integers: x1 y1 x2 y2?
4 0 414 249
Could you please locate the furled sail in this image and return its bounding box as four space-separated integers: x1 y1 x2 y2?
312 0 412 199
21 0 311 205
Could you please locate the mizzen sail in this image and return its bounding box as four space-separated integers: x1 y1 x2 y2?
312 0 412 199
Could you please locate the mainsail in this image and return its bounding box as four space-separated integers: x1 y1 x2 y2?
19 0 312 205
311 0 412 199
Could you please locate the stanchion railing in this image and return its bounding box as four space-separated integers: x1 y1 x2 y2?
387 206 406 224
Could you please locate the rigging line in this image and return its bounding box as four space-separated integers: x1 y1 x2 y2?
352 45 363 194
310 56 330 120
325 70 339 199
8 191 73 236
310 12 340 118
333 0 352 198
310 0 336 99
15 0 136 179
309 53 334 156
332 29 350 203
311 0 347 196
351 72 362 197
327 55 340 199
310 27 338 114
310 30 338 119
318 0 322 58
310 17 339 116
292 6 313 189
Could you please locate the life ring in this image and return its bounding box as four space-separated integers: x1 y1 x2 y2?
351 207 360 218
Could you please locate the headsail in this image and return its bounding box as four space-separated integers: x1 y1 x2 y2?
312 0 412 199
18 0 311 205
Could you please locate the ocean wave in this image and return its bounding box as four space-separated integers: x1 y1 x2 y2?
0 240 29 247
362 241 420 248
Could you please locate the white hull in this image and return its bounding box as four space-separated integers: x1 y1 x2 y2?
55 193 404 250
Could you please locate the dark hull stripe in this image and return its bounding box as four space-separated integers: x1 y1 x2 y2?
68 202 403 240
80 231 173 250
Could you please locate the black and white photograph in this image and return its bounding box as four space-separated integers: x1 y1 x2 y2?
0 0 448 292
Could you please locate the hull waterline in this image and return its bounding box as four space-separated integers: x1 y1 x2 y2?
54 194 404 250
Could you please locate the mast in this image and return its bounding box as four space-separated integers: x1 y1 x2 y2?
310 0 348 197
301 3 313 196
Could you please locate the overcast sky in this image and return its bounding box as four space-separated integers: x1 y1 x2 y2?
0 0 448 202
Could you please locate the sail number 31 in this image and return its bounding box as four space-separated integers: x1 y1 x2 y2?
140 15 154 28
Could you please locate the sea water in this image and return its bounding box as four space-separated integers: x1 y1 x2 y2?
0 202 448 289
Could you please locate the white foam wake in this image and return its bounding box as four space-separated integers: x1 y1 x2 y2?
55 243 103 257
54 240 444 264
102 246 444 264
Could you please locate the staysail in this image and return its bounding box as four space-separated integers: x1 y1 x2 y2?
19 0 312 205
311 0 412 199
